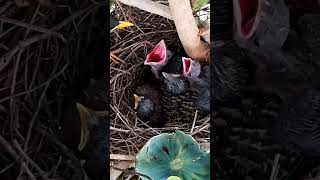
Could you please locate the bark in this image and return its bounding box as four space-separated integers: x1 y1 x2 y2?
168 0 209 62
200 27 210 43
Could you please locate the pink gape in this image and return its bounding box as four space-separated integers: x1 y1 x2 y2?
144 40 167 65
182 57 192 76
144 40 168 79
238 0 258 36
182 57 201 79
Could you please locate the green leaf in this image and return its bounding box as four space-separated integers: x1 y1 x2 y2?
167 176 182 180
135 130 210 180
110 0 115 6
192 0 210 12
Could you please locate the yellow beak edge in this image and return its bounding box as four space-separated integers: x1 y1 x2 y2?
133 94 144 110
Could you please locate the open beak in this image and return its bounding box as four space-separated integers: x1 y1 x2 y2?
110 21 134 32
134 94 144 110
233 0 258 38
144 39 167 66
75 102 108 151
182 57 192 76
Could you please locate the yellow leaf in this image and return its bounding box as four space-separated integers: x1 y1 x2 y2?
117 21 134 29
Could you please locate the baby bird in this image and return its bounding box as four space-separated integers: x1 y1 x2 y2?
79 79 108 111
133 84 164 127
82 114 107 180
233 0 290 50
200 65 210 112
161 72 207 122
212 42 250 108
162 72 189 95
241 31 320 157
271 89 320 157
194 88 210 113
182 57 208 91
248 33 319 104
232 0 320 96
78 79 108 180
144 39 183 80
144 40 173 79
61 79 108 180
182 57 210 113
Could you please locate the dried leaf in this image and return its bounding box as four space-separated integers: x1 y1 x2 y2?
110 161 133 180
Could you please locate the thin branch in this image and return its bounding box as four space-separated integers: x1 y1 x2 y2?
270 153 280 180
0 135 36 180
190 110 198 133
21 163 37 180
0 17 66 41
0 34 49 72
13 140 50 180
36 127 86 178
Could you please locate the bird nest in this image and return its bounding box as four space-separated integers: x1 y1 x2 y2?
110 3 210 156
0 1 105 179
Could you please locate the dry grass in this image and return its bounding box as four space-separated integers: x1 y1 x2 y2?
0 1 105 179
110 2 210 156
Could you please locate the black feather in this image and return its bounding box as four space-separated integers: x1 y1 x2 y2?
134 84 164 127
